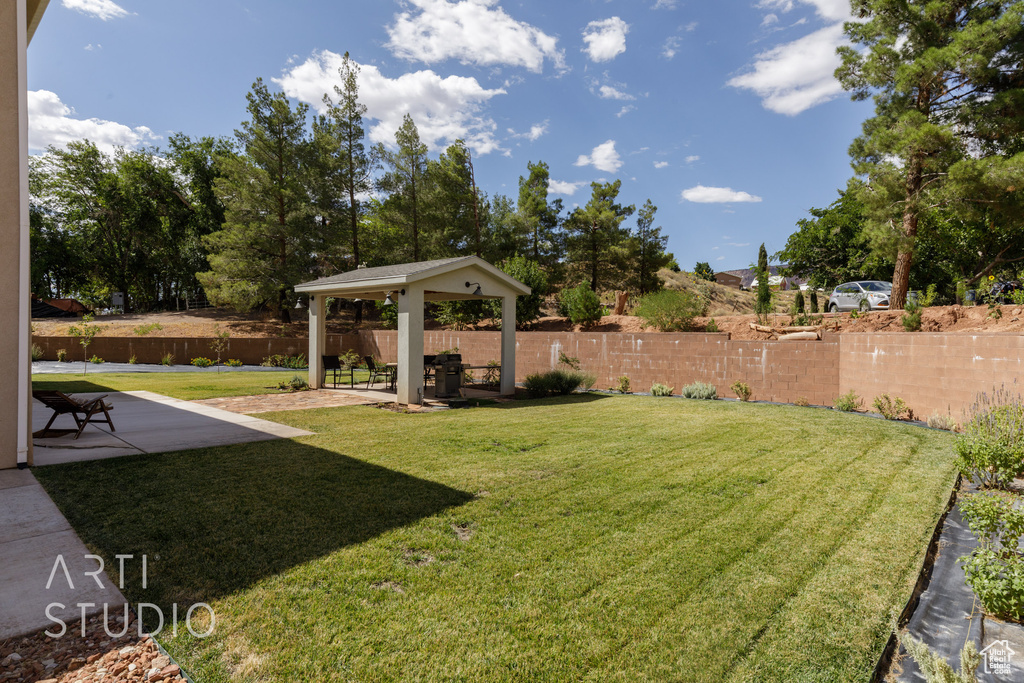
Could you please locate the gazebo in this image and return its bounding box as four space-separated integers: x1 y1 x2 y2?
294 256 531 405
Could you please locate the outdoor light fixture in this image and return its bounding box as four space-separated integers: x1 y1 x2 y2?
294 298 304 309
383 290 404 306
466 281 482 296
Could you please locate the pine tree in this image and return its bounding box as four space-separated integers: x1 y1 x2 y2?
756 243 771 322
376 114 429 261
564 180 634 292
628 199 671 294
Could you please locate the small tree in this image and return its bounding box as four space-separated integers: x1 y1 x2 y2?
694 261 715 282
209 325 231 372
755 243 771 323
562 281 603 327
68 313 98 375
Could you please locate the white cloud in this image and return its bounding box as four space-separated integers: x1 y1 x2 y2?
575 140 622 172
386 0 565 73
727 24 847 115
726 242 752 247
762 13 779 27
582 17 629 62
28 90 158 154
516 121 549 141
62 0 129 21
681 185 762 203
662 36 681 60
685 21 698 32
276 50 506 155
717 256 726 261
654 161 669 169
615 105 635 118
548 179 585 195
598 84 634 101
652 0 677 8
685 155 700 163
712 246 719 250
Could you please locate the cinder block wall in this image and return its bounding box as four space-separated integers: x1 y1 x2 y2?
839 333 1024 421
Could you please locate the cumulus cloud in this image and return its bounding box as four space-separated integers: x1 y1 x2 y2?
662 36 681 60
509 121 549 141
28 90 158 154
62 0 129 21
574 140 622 172
681 185 762 203
598 84 633 101
654 161 669 169
717 256 726 261
386 0 565 72
727 24 847 115
548 179 585 195
276 50 506 155
685 155 700 163
615 105 635 118
582 18 629 62
653 0 677 8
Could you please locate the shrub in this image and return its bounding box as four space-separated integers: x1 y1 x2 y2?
634 289 710 332
375 300 398 329
560 282 603 327
614 376 631 394
128 355 138 365
731 381 752 402
809 291 819 314
927 413 957 431
339 349 362 369
958 492 1024 621
160 353 175 366
434 300 485 330
486 256 548 327
132 323 163 336
650 383 674 397
56 348 69 362
834 390 862 412
278 375 310 392
89 355 104 364
262 354 308 369
955 387 1024 488
901 309 922 332
191 357 215 368
693 261 715 281
873 394 911 420
225 358 244 367
793 291 805 315
558 352 580 370
902 284 937 331
705 318 719 332
794 396 810 407
523 369 594 397
31 344 44 362
899 632 979 683
681 382 717 400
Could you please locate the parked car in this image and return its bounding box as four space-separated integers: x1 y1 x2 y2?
827 281 892 312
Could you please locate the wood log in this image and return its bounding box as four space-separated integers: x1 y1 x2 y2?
780 326 821 333
748 323 774 333
613 290 628 316
778 331 819 341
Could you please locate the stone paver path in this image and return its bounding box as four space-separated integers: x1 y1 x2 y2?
192 390 375 414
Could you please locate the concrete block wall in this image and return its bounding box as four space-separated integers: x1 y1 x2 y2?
839 333 1024 421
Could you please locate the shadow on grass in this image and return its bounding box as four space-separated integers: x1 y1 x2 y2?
32 379 121 394
33 439 474 614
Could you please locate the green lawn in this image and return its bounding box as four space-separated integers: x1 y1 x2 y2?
31 370 370 400
34 396 957 682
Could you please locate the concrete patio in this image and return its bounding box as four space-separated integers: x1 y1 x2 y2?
31 390 312 466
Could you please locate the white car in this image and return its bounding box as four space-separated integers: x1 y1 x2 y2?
827 281 892 312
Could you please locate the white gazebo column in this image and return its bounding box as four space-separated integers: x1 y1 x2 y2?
397 286 424 404
500 295 516 396
307 294 326 389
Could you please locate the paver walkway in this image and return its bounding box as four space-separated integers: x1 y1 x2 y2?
192 389 376 414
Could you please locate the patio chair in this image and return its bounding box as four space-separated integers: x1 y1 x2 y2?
364 356 391 389
322 355 351 388
32 390 115 439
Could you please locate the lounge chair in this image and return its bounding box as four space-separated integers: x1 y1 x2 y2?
32 390 115 439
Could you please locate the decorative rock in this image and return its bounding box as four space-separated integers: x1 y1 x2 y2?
151 654 170 669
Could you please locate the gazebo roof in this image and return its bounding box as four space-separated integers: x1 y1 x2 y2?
295 255 531 300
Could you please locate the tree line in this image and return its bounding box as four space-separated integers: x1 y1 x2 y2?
31 54 672 322
779 0 1024 306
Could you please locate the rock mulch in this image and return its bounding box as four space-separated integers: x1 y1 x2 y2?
0 613 186 683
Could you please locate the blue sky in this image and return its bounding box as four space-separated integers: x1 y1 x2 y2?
27 0 872 271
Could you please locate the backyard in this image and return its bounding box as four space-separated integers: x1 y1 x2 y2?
33 392 958 682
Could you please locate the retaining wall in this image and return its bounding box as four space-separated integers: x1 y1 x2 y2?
32 330 1024 418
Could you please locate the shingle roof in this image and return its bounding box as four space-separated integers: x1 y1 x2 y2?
297 256 472 288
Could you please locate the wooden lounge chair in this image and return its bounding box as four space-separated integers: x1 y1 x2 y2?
33 390 115 439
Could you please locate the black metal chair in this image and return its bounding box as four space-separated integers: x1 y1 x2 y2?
322 355 351 388
423 354 436 386
364 356 391 389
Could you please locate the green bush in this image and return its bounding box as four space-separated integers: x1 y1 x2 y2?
486 256 548 327
128 355 138 365
88 355 104 364
793 291 805 315
705 318 719 332
809 291 819 314
278 375 310 392
614 376 631 394
133 322 163 336
834 390 862 412
434 299 486 330
225 358 244 367
958 491 1024 621
634 289 710 332
191 357 215 368
731 381 752 402
523 369 595 397
873 394 911 421
558 282 603 327
339 349 362 369
262 354 308 369
376 300 398 329
31 344 44 362
955 388 1024 488
56 348 69 362
650 383 674 397
160 353 175 366
681 382 717 400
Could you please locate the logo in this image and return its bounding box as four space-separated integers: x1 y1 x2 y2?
980 639 1016 676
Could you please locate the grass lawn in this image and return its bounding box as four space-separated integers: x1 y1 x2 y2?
31 370 371 401
34 396 957 682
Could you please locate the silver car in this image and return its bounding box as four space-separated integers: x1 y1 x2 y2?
827 281 892 312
